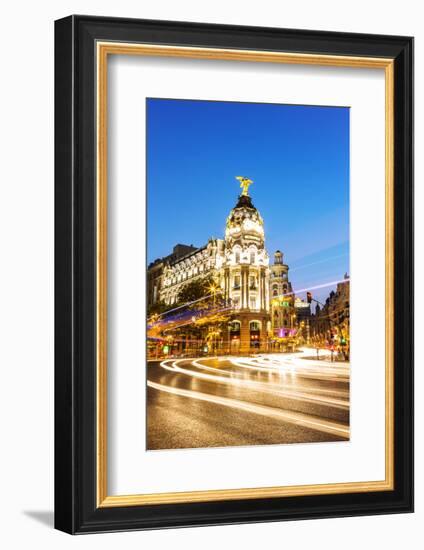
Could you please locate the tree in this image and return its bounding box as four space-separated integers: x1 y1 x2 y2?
177 275 214 305
147 300 174 317
177 274 225 307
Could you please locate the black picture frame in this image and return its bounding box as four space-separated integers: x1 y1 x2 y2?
55 15 414 534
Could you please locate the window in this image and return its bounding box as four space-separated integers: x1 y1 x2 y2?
235 250 240 263
250 249 256 264
250 321 260 331
234 275 240 289
249 297 257 310
229 321 241 333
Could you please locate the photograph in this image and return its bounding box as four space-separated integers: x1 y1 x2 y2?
146 98 351 450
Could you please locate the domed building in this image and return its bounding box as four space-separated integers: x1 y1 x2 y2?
149 177 295 353
221 192 271 352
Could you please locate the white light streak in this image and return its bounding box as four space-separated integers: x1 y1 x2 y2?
148 380 349 439
158 358 349 409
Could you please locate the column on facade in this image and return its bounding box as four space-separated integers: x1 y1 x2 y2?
261 270 265 310
260 315 268 350
244 266 250 309
224 267 229 303
239 317 250 354
241 266 247 309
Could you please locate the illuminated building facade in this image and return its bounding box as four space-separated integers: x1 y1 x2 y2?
270 251 296 341
221 192 270 352
148 183 294 353
293 297 311 344
147 243 197 309
310 274 350 357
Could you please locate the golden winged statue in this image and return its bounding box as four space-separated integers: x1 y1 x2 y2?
235 176 253 196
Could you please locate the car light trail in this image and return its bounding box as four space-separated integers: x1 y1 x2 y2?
190 358 349 398
147 380 349 439
158 359 349 409
228 357 349 381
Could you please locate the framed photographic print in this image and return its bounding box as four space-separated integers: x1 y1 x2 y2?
54 15 414 534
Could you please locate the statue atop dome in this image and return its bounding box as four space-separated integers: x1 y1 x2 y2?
235 176 253 196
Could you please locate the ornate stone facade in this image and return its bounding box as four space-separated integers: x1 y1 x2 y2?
148 185 294 352
159 240 224 306
270 251 296 339
147 243 197 309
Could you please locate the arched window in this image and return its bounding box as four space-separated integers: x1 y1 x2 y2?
250 249 256 264
235 249 240 263
229 321 241 333
250 321 261 331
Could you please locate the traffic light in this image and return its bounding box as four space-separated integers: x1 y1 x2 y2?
306 291 312 304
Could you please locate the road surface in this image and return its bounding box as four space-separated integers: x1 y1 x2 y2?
147 349 350 450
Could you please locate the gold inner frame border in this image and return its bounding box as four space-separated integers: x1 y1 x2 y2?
96 42 394 508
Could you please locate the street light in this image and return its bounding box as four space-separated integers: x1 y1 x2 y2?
208 283 219 306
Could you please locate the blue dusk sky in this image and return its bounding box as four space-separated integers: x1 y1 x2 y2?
147 98 349 305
